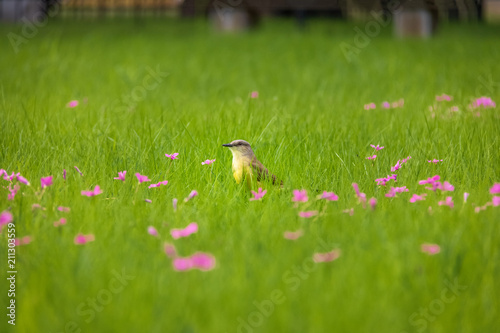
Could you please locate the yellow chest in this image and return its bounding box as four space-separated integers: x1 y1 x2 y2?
232 156 253 184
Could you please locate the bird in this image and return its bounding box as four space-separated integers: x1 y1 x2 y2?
222 139 281 189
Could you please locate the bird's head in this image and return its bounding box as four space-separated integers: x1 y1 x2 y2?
222 140 254 157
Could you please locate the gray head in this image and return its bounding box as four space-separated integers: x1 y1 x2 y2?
222 139 254 156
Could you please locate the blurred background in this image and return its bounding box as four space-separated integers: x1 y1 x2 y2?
1 0 499 36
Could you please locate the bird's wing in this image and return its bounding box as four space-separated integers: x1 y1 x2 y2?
251 158 282 185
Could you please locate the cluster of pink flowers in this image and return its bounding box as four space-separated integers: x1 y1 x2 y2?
53 218 67 227
201 159 216 165
438 196 454 208
375 174 397 186
364 99 404 110
427 159 443 164
419 175 454 192
313 249 341 263
366 155 376 160
385 186 409 198
475 183 500 213
81 185 103 197
409 193 427 203
436 94 452 102
283 230 303 240
149 181 168 189
0 170 30 185
171 222 198 239
363 103 376 110
319 191 339 201
74 233 95 245
391 156 411 172
421 243 440 255
470 96 496 109
370 144 384 151
173 252 216 271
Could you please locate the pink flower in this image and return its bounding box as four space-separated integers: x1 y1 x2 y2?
490 183 500 195
421 243 440 255
145 199 152 203
419 175 440 185
8 184 20 201
147 226 158 237
74 233 95 245
190 252 216 271
352 183 366 204
292 189 308 202
32 204 43 210
283 230 303 240
81 185 102 197
57 206 70 212
14 236 32 246
364 103 376 110
319 191 339 201
135 173 150 184
114 171 126 181
390 156 411 172
298 211 318 218
74 166 83 176
368 197 377 210
409 194 427 203
173 252 216 271
3 171 15 181
0 210 13 226
427 159 443 163
492 196 500 207
313 249 341 263
470 96 496 108
41 176 53 189
366 155 377 160
164 243 177 258
342 208 354 216
67 100 79 108
15 173 30 185
438 196 454 208
63 169 66 180
0 169 5 178
251 91 259 98
391 160 401 172
450 106 459 112
148 180 168 189
171 222 198 239
382 101 391 109
385 186 409 198
53 218 67 227
173 198 178 212
375 174 397 186
201 159 216 165
184 190 198 202
250 188 267 201
370 144 384 151
436 94 452 102
165 153 179 160
463 192 469 203
441 181 454 192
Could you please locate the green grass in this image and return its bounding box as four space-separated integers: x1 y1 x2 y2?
0 18 499 333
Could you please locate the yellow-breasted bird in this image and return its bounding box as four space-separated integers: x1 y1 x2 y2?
222 139 282 189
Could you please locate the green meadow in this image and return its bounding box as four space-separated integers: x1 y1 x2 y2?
0 18 499 333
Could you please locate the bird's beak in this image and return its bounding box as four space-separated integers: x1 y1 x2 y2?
222 143 232 147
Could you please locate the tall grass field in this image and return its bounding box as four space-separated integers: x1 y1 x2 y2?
0 18 499 333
